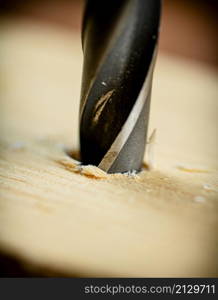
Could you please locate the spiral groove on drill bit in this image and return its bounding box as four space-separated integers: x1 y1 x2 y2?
80 0 161 173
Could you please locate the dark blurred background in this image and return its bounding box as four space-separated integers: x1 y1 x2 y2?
0 0 217 68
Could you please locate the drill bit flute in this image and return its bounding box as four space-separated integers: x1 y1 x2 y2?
80 0 161 173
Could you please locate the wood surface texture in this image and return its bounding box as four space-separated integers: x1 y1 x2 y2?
0 20 217 277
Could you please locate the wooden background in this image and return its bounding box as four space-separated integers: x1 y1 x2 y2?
0 0 217 276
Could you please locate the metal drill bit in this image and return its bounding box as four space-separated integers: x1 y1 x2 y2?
80 0 161 173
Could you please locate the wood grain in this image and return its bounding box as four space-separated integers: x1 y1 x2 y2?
0 19 217 277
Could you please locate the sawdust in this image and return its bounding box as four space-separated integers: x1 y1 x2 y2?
57 157 108 180
92 90 114 125
145 129 157 170
176 166 210 173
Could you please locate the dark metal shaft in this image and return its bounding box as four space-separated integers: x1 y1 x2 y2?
80 0 161 173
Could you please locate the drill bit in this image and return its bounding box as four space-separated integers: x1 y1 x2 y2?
80 0 161 173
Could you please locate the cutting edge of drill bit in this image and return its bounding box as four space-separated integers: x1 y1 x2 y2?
98 46 158 173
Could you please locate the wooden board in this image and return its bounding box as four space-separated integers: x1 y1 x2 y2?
0 19 217 277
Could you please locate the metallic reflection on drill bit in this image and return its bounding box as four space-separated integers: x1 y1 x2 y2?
98 48 157 173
